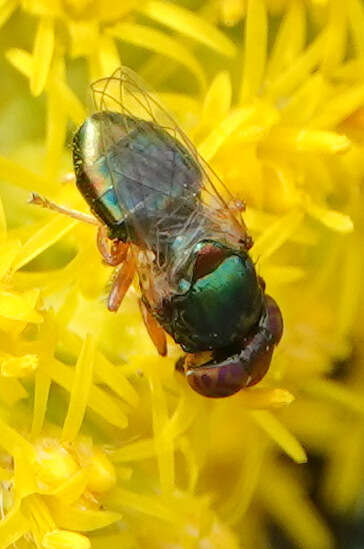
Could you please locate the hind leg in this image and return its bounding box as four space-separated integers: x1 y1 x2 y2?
107 249 136 312
139 299 167 356
97 225 128 266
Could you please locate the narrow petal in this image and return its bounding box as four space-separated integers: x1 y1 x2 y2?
147 369 175 493
50 471 88 505
45 82 68 181
0 0 18 28
42 529 91 549
263 127 351 154
30 16 55 96
266 0 306 81
320 0 347 74
348 0 364 56
303 379 364 416
0 239 21 279
95 352 139 408
47 499 121 532
40 358 128 429
240 0 267 101
0 505 30 548
281 74 327 124
55 81 86 126
31 370 51 438
0 376 28 406
250 410 307 463
108 23 205 89
0 414 35 458
110 438 155 463
12 216 77 272
307 201 354 233
0 153 48 193
62 335 95 441
13 449 37 502
198 106 256 160
252 210 304 262
259 465 333 549
238 388 294 409
0 288 43 323
139 1 236 57
97 35 121 77
309 83 364 129
201 71 232 126
7 48 86 125
5 47 32 77
219 444 264 525
266 31 327 100
107 487 181 524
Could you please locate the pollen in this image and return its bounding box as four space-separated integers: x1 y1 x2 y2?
1 353 38 377
35 441 79 489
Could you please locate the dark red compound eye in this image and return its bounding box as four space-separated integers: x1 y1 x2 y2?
193 243 228 280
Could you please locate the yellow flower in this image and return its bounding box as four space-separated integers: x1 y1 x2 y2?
0 1 364 548
1 0 236 96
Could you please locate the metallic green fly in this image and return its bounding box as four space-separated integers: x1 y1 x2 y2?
31 68 283 398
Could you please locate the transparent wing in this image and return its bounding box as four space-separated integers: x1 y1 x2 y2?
89 67 248 303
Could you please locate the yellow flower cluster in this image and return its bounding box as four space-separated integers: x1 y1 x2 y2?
0 0 363 548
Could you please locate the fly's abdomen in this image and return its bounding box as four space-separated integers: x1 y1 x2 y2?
73 111 202 245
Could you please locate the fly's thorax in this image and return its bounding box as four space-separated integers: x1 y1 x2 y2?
155 240 264 353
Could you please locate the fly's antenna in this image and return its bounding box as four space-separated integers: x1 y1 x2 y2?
29 192 99 226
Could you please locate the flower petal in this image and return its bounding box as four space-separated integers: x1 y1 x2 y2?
240 0 267 101
30 16 55 96
108 23 205 89
139 1 236 57
62 335 95 441
250 410 307 463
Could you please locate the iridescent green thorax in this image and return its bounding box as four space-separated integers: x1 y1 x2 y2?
157 242 264 353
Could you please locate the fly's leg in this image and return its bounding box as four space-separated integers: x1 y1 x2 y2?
29 192 98 226
227 199 246 214
139 299 167 356
97 225 128 266
185 294 283 398
215 199 252 250
107 249 135 312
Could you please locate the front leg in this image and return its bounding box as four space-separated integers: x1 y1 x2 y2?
184 295 283 398
97 225 128 266
107 249 136 312
139 299 167 356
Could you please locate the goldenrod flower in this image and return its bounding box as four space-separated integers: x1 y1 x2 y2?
0 1 363 548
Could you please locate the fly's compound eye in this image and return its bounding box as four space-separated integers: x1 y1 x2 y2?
185 342 274 398
192 242 229 281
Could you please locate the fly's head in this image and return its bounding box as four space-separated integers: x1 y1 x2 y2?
162 240 284 398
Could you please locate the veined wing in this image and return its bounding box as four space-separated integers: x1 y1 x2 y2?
89 67 248 299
